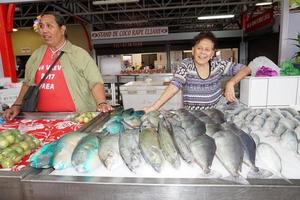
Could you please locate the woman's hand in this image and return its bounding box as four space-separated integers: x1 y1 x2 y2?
144 105 158 114
3 105 21 121
97 102 114 113
224 80 236 102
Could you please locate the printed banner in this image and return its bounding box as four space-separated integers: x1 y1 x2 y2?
91 26 168 40
245 9 274 33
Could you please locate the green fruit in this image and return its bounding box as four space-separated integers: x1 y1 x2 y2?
14 155 23 163
19 141 30 151
28 141 36 150
0 139 9 149
1 159 14 168
24 135 33 141
12 146 24 155
5 134 15 145
24 150 31 155
6 150 18 160
32 138 40 146
1 130 12 137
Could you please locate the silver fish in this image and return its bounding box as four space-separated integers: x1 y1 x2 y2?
98 135 123 170
223 123 258 172
119 129 142 172
139 128 163 172
202 108 226 124
171 125 194 163
158 118 181 169
212 130 244 177
190 134 216 174
280 129 298 154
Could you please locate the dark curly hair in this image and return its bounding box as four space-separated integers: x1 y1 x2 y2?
192 32 217 49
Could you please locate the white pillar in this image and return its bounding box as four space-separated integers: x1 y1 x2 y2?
278 0 290 64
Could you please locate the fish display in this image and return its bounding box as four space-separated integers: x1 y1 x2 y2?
31 106 300 184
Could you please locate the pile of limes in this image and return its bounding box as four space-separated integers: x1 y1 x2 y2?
0 129 40 168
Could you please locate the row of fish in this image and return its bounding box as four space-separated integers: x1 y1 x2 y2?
30 106 300 184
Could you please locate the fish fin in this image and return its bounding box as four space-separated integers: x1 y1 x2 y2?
247 167 273 179
121 119 136 129
198 170 221 179
221 175 250 185
280 174 293 184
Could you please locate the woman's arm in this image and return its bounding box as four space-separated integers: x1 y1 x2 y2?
144 84 179 113
225 66 251 102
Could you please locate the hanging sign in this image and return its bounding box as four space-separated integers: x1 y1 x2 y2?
91 26 168 40
245 9 274 33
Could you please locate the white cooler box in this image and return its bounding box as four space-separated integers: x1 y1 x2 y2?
0 85 22 107
240 76 300 109
120 81 183 110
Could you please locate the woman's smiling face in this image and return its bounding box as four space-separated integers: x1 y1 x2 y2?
192 38 215 67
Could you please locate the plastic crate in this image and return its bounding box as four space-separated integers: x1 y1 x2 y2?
120 81 182 110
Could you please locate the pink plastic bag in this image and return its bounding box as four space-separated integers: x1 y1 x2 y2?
255 66 278 77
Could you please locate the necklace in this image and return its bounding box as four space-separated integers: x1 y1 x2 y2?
49 40 66 60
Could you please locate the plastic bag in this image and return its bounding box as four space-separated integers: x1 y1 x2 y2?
248 56 280 76
255 66 278 77
280 60 300 76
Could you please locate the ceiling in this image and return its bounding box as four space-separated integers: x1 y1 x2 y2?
12 0 280 33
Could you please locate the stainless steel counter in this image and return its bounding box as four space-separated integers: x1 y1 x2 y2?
0 168 32 200
21 169 300 200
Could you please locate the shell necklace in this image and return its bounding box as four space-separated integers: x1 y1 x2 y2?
49 40 66 60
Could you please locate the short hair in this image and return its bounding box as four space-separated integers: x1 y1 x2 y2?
192 32 217 49
41 12 65 26
40 12 67 38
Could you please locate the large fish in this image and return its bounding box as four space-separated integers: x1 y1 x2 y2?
139 128 163 172
53 132 88 170
223 123 257 170
223 123 273 178
280 129 299 154
98 135 123 170
212 130 245 183
71 134 101 173
202 108 226 124
175 109 206 140
171 125 194 163
119 129 142 172
256 143 291 183
157 118 181 169
190 134 216 175
29 141 58 168
141 111 161 128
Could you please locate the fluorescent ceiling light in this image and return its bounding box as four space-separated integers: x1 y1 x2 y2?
255 2 273 6
115 19 148 24
197 14 235 20
93 0 139 5
13 28 18 32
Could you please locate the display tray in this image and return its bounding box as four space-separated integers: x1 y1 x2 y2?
22 168 300 200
